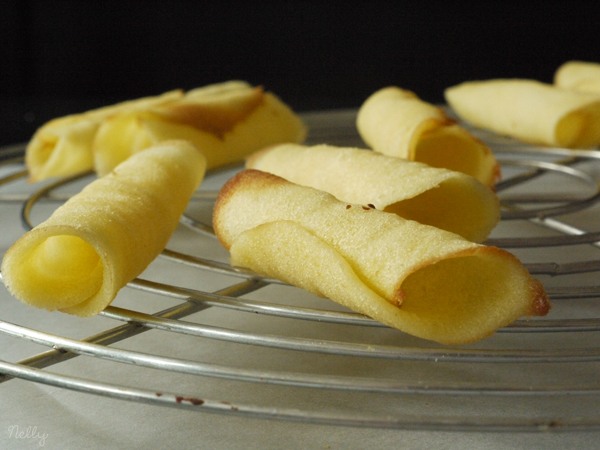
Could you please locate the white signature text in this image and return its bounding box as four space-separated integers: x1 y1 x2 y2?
7 425 49 447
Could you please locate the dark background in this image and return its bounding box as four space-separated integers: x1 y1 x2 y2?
1 0 599 145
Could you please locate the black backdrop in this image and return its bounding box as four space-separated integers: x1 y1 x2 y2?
1 0 599 145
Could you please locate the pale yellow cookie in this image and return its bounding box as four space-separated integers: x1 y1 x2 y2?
357 86 499 188
2 140 206 317
555 61 600 95
445 79 600 148
25 90 183 181
246 143 500 242
213 169 550 345
93 81 307 176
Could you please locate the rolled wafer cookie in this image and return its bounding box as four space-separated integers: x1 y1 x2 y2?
25 89 183 181
356 86 500 188
246 143 500 242
93 80 307 176
555 61 600 95
2 140 206 317
213 169 550 345
445 79 600 149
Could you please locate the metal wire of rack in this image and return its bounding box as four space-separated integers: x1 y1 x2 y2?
1 109 600 432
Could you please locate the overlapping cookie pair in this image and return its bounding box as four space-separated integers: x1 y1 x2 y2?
25 81 307 181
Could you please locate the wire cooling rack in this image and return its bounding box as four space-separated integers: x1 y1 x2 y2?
1 109 600 432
